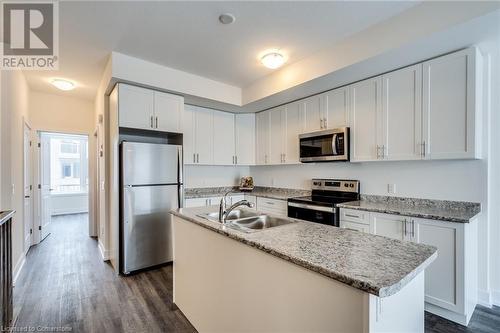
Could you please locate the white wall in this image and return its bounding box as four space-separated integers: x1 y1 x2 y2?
51 193 88 215
0 70 30 279
29 90 96 236
184 166 250 188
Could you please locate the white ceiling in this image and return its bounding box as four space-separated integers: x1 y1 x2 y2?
20 1 419 101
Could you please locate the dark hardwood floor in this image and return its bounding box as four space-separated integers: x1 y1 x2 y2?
12 213 500 333
13 214 196 333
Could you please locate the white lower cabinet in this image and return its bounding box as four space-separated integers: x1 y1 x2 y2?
256 197 287 217
340 209 477 326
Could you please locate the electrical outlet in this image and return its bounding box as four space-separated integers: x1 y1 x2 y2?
387 184 396 194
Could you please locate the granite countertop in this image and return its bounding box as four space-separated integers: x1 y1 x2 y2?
0 210 15 225
337 195 481 223
184 186 311 201
171 206 437 298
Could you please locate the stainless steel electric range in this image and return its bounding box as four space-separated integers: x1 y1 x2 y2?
287 179 360 227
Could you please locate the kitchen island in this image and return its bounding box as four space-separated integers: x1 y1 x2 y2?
171 206 437 333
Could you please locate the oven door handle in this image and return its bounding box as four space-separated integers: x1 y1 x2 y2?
288 202 335 213
332 133 338 155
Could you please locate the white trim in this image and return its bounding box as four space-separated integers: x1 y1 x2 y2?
492 290 500 307
98 240 109 261
477 289 493 308
425 302 470 326
13 254 26 286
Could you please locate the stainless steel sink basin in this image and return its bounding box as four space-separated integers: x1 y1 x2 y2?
199 209 260 222
198 209 295 232
230 215 294 231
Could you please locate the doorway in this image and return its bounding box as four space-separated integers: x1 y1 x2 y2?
36 132 89 241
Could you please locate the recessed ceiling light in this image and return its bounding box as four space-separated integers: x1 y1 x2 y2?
51 79 75 91
219 13 235 25
261 52 286 69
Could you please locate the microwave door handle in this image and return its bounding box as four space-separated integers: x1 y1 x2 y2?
332 134 338 155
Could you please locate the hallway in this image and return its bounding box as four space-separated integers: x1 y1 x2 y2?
13 214 196 333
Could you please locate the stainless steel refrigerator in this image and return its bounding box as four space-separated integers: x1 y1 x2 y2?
120 141 183 274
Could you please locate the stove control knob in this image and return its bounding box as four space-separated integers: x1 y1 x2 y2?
350 184 354 188
344 184 349 187
313 182 321 186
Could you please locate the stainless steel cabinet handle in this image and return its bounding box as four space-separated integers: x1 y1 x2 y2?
403 219 407 236
150 116 154 128
235 156 238 164
345 214 360 219
376 145 380 159
283 153 286 163
232 156 235 164
323 118 327 128
411 220 415 238
196 153 199 163
193 153 195 163
381 145 385 158
422 141 426 157
320 118 324 129
155 116 158 128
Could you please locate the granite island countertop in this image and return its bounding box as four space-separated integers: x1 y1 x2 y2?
184 186 310 201
337 195 481 223
171 206 437 298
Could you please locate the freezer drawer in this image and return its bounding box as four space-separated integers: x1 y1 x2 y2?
122 142 182 185
122 184 179 273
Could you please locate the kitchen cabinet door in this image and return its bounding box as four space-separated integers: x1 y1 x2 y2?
154 91 183 133
349 76 382 162
303 95 322 132
118 84 154 130
381 64 422 161
194 107 214 165
321 87 349 129
413 218 464 314
184 198 209 208
213 111 235 165
283 101 302 164
269 107 284 165
370 212 408 241
183 105 196 164
422 48 479 160
256 111 270 165
235 113 255 165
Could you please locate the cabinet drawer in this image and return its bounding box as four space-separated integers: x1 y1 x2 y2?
256 197 287 216
340 209 369 224
340 221 370 233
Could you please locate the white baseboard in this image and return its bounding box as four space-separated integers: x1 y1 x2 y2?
13 254 26 286
478 289 493 308
98 240 109 261
492 290 500 307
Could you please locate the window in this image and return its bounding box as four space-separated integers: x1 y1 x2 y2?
60 141 79 154
47 134 88 194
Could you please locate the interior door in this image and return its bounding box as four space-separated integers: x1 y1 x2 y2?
23 124 33 252
40 133 52 241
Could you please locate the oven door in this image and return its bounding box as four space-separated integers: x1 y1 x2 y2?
287 202 338 227
299 127 349 162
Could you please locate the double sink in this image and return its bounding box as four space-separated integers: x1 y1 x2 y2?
198 209 295 232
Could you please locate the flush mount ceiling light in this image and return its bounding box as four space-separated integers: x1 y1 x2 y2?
260 52 286 69
219 13 235 24
51 79 75 91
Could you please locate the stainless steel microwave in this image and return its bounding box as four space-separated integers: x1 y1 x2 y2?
299 127 349 162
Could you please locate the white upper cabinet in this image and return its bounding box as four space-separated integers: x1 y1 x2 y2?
349 76 383 162
183 105 213 165
118 84 154 130
118 84 184 132
303 95 322 132
321 87 349 129
154 91 183 133
213 111 235 165
183 105 196 164
422 48 480 160
235 113 255 165
269 107 284 165
194 107 214 165
381 64 423 161
256 111 270 165
283 101 302 164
